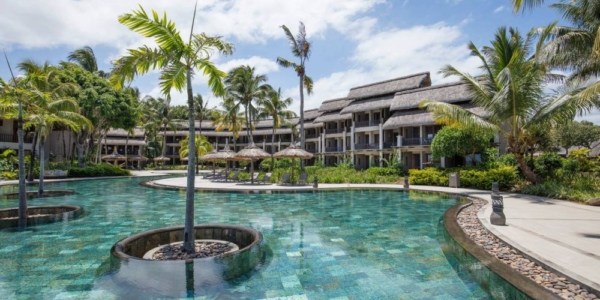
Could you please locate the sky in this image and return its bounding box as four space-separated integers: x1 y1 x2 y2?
0 0 598 123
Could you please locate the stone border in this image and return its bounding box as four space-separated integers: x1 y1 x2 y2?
0 205 84 229
0 190 76 199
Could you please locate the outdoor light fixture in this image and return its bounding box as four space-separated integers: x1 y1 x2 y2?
490 182 506 226
403 176 409 189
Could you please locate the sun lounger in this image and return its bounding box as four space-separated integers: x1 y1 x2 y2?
279 172 290 185
259 174 271 184
228 171 240 182
298 172 308 185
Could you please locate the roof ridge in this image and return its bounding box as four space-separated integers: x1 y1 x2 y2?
349 72 430 91
320 97 348 103
394 80 467 96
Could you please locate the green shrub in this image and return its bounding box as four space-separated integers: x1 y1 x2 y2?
1 171 18 180
68 163 130 177
366 167 398 177
409 168 448 186
498 153 518 167
534 152 562 178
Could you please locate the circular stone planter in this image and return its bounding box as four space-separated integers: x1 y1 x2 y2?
109 224 266 296
0 205 84 229
0 190 75 199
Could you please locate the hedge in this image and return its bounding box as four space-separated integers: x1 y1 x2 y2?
68 163 130 177
409 166 517 190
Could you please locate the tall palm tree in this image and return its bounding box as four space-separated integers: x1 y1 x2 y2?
143 96 177 168
18 60 91 196
224 66 270 143
258 87 297 170
511 0 546 12
68 46 109 79
193 94 211 173
111 4 233 253
420 27 595 183
213 98 246 140
277 22 314 169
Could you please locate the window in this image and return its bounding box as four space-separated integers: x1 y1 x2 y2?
0 120 3 126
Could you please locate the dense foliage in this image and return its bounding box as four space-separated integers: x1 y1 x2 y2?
409 166 518 190
430 125 494 164
68 163 130 177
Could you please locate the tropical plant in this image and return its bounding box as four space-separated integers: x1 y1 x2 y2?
17 60 91 196
420 27 596 183
430 125 494 165
142 96 178 168
67 46 109 79
277 22 314 169
111 4 233 253
554 120 600 154
224 65 271 143
179 134 212 172
213 98 246 139
258 87 296 170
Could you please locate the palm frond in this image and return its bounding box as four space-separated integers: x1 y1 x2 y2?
194 58 227 96
303 74 313 95
118 5 185 52
159 61 187 94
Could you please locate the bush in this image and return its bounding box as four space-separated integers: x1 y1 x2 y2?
498 153 518 167
409 168 448 186
68 163 130 177
409 166 517 190
534 152 562 178
366 167 399 177
1 171 18 180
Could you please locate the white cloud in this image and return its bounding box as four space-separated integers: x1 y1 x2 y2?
217 56 279 74
494 6 506 14
0 0 385 50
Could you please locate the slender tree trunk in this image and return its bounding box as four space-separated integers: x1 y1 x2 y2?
17 104 27 224
27 131 38 182
38 135 45 197
197 114 202 174
271 126 276 172
184 68 196 254
162 124 167 169
62 130 67 162
299 74 305 170
245 104 252 144
509 137 543 183
76 130 86 167
125 133 129 168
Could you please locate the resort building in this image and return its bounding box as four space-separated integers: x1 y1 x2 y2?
1 71 494 170
0 118 34 152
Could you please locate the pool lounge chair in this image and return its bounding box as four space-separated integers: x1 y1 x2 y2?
203 170 224 179
228 170 241 182
279 173 291 185
298 172 308 185
259 174 271 184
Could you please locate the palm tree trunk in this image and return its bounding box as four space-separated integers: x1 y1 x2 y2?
514 152 542 183
38 135 45 197
17 109 27 224
245 104 252 144
197 115 202 174
76 130 86 167
183 68 196 254
299 74 305 170
27 131 38 182
125 133 129 168
271 127 276 172
161 124 167 169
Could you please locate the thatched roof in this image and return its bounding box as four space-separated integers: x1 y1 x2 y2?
171 120 217 129
106 128 145 138
159 130 235 137
382 104 487 129
252 128 292 135
314 111 352 123
390 81 471 111
129 154 148 161
340 94 394 114
100 139 146 146
273 144 313 159
236 143 271 159
299 122 323 129
102 152 126 161
153 155 170 161
254 119 274 128
212 142 237 160
318 98 352 112
347 72 431 100
303 109 321 120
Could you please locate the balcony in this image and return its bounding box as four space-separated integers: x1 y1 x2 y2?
401 137 433 146
383 142 394 149
305 148 318 153
355 120 381 128
279 137 292 142
0 134 33 143
354 143 379 150
325 128 345 134
305 133 318 139
325 146 343 153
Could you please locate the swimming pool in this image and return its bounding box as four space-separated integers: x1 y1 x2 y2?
0 177 492 299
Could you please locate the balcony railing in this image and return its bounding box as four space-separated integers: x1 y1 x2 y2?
383 142 394 149
305 149 318 153
325 128 345 134
279 138 292 142
0 134 33 143
354 143 379 150
355 119 381 128
401 137 433 146
305 133 318 139
325 146 343 153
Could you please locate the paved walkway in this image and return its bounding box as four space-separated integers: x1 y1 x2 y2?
2 171 599 291
151 175 600 291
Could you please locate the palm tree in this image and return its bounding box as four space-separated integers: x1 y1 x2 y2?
142 96 177 168
111 4 233 253
419 27 595 183
179 134 212 165
277 22 314 170
68 46 109 79
213 98 246 140
258 87 297 171
511 0 546 12
224 66 271 143
193 94 211 173
18 60 91 196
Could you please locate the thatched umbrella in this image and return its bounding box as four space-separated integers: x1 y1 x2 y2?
129 153 148 169
236 142 271 184
273 144 313 184
153 155 170 169
102 151 126 166
211 140 238 181
200 149 219 177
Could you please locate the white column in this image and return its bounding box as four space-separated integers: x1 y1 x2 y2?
379 152 383 167
278 136 281 151
420 151 424 169
317 138 320 154
262 139 266 150
379 124 383 150
441 157 446 168
419 125 424 145
350 122 355 151
342 131 347 153
397 134 402 147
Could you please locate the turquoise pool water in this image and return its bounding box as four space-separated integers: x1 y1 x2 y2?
0 177 492 299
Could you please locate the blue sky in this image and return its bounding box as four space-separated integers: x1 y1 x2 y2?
1 0 597 123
